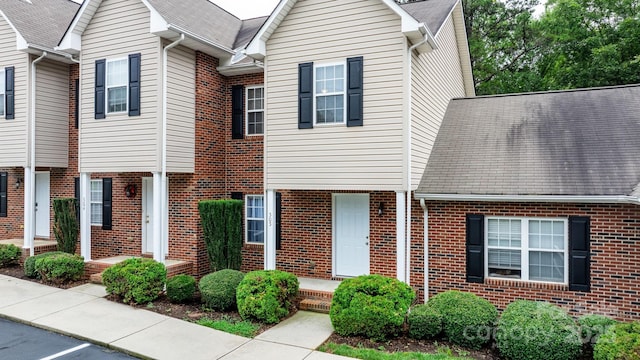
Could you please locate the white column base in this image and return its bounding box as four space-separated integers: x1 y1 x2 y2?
396 191 406 283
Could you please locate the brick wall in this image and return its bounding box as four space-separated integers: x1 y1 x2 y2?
0 168 24 239
427 201 640 320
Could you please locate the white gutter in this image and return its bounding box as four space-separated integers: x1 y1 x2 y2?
167 25 234 55
420 198 428 301
415 194 640 204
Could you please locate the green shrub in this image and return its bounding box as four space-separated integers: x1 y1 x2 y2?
236 270 299 324
594 321 640 360
199 269 245 311
496 300 582 360
166 274 196 303
53 198 78 254
330 274 415 341
24 251 66 278
198 199 243 271
102 258 166 304
35 252 84 283
427 290 497 349
579 314 617 345
0 244 21 267
408 304 443 340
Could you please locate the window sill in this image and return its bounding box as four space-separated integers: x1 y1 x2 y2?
243 243 264 249
485 277 569 291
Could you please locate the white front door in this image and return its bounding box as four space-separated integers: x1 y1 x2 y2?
333 193 370 277
142 177 154 253
34 172 50 238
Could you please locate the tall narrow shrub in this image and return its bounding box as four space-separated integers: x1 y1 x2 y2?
199 199 243 271
53 198 78 254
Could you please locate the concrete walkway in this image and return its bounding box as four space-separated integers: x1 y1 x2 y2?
0 275 350 360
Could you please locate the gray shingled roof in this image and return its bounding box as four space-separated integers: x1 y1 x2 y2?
400 0 458 35
416 84 640 197
0 0 79 49
234 16 268 49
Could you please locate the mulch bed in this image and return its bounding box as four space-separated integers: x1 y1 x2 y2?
0 263 89 289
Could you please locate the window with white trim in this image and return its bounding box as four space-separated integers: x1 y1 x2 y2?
486 217 567 283
246 86 264 135
106 58 128 113
314 63 345 125
0 70 4 116
90 179 103 226
245 195 264 244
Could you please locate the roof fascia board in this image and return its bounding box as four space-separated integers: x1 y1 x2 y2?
57 0 102 52
0 10 29 51
414 193 640 205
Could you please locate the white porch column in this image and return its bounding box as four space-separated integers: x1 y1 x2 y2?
23 167 34 256
264 189 276 270
396 191 406 282
80 172 92 260
152 172 165 263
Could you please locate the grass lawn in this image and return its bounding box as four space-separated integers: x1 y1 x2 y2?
319 342 471 360
196 316 260 338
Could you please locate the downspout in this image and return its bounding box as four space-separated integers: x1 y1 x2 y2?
420 198 429 301
27 51 47 256
160 34 184 262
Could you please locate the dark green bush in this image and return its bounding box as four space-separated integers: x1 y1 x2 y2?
199 269 245 311
579 314 617 346
594 321 640 360
0 244 21 267
496 300 582 360
330 274 415 341
408 304 443 340
24 251 66 278
53 198 79 254
237 270 299 324
198 199 243 271
427 290 497 349
102 258 166 304
35 252 84 283
166 274 196 304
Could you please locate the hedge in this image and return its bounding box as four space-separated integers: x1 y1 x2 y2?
198 200 243 271
102 258 166 304
199 269 245 311
237 270 298 324
0 244 20 267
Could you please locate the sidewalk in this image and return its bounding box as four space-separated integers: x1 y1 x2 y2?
0 275 350 360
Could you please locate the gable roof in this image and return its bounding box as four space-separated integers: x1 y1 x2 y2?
0 0 79 49
399 0 458 35
416 84 640 201
235 16 269 49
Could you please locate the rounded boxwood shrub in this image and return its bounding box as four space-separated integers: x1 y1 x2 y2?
0 244 21 267
408 304 443 340
236 270 299 324
427 290 497 349
166 274 196 304
330 274 415 341
578 314 617 346
35 252 84 283
102 258 166 304
199 269 245 311
496 300 582 360
24 251 66 278
594 321 640 360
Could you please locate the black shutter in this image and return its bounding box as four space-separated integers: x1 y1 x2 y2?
5 66 14 120
346 57 363 127
569 216 590 292
230 192 243 200
0 172 7 217
128 53 141 116
466 214 484 283
102 178 112 230
298 62 313 129
231 85 244 139
74 79 79 129
74 177 80 224
276 192 282 250
95 59 106 119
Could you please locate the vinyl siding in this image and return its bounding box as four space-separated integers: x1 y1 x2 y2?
411 10 466 190
35 58 69 168
0 17 29 167
165 44 195 173
79 0 161 173
265 0 406 191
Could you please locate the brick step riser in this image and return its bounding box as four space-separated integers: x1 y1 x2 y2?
298 289 333 302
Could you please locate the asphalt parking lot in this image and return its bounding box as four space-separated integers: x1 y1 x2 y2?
0 318 137 359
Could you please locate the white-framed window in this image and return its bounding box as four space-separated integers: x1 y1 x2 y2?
106 58 128 114
245 195 264 244
314 62 345 125
90 179 103 226
486 217 568 284
246 86 264 135
0 69 4 116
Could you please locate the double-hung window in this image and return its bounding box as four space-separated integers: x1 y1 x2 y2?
90 180 103 226
106 58 128 113
246 195 264 244
246 86 264 135
0 69 4 116
314 63 345 125
486 217 567 283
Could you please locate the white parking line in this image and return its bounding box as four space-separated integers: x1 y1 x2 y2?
39 343 91 360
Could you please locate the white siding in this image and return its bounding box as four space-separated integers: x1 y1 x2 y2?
410 11 466 189
35 58 69 168
80 0 161 173
265 0 407 191
165 44 195 173
0 17 29 167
